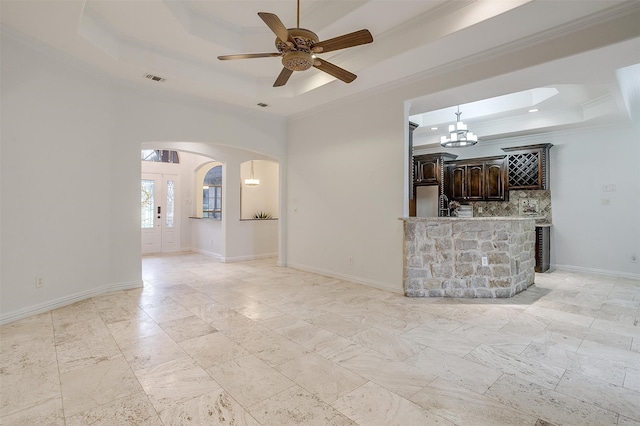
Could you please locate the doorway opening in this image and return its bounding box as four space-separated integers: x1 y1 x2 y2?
140 143 281 263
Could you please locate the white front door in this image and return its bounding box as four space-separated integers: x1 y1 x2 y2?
141 173 180 254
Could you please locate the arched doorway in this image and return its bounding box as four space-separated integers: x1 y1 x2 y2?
139 142 282 264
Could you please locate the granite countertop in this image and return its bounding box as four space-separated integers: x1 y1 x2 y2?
400 216 544 222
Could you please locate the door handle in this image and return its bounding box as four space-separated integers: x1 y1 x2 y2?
157 206 161 219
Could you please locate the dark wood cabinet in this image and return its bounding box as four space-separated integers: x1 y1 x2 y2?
466 163 485 200
413 153 457 186
444 156 508 202
535 226 550 272
502 143 553 190
485 159 508 201
415 157 439 185
447 164 466 200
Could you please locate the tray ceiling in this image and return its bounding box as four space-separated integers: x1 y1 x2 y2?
2 0 639 138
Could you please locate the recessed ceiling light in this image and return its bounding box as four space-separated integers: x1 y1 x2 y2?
430 127 438 130
528 108 539 113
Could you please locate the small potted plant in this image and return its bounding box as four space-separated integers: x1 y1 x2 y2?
253 211 272 219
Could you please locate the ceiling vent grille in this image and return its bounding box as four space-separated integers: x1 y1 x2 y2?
144 74 166 82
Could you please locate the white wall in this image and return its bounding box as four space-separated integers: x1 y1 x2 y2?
1 32 286 323
1 32 128 322
550 124 640 277
287 95 407 293
227 220 279 262
190 219 224 259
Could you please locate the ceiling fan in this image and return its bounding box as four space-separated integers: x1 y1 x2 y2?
217 0 373 87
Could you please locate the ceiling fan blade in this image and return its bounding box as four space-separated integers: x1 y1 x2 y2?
313 29 373 53
218 53 281 60
274 67 294 87
258 12 294 44
313 58 357 83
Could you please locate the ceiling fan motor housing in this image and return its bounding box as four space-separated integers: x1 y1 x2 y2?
277 28 319 71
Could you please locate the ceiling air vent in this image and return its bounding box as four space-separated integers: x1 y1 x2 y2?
144 74 166 82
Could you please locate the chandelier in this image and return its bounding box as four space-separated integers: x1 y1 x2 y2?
440 106 478 147
244 161 260 186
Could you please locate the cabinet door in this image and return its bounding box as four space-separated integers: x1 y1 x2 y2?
419 160 438 184
485 160 507 201
447 164 466 201
465 164 484 200
414 158 439 185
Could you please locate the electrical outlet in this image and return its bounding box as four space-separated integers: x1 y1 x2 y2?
601 199 611 206
35 277 44 288
348 256 353 264
481 257 488 266
477 207 483 213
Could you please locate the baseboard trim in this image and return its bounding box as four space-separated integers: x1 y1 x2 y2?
0 280 143 325
550 264 640 281
191 248 223 261
223 253 278 263
192 248 278 263
286 262 403 294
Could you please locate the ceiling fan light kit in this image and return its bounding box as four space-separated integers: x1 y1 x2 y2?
283 50 313 71
217 0 373 87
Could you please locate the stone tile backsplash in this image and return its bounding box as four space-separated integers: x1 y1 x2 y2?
467 190 552 224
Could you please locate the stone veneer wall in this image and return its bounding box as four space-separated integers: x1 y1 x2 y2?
403 218 536 298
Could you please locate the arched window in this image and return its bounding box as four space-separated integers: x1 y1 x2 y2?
203 165 222 219
141 150 179 163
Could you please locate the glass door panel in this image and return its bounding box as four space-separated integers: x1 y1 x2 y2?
166 180 175 228
141 179 155 228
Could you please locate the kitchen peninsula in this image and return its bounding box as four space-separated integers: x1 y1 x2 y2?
401 216 537 298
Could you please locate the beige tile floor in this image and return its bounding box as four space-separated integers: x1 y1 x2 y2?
1 252 639 425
